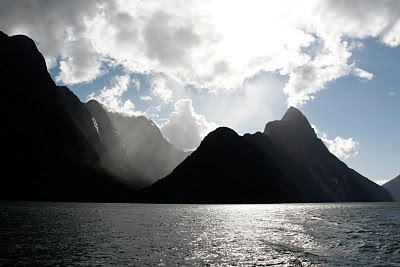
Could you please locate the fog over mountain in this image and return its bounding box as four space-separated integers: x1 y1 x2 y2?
106 111 189 183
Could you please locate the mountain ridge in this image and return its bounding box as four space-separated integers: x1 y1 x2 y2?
0 31 141 201
0 31 393 203
383 175 400 201
143 107 393 203
142 127 300 203
263 106 392 202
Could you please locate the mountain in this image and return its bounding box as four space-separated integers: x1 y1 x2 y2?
383 175 400 201
263 107 393 202
0 31 393 203
0 31 144 201
143 127 299 203
106 111 188 184
84 99 149 187
144 107 393 203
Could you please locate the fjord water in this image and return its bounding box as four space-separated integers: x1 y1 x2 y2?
1 203 399 266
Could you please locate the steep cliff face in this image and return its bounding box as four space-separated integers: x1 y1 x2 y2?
0 32 142 201
84 100 150 187
383 175 400 201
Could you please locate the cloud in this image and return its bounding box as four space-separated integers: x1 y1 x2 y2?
161 99 217 151
389 91 396 95
150 76 174 104
55 39 104 84
352 67 374 80
0 0 109 83
314 0 400 47
312 125 359 159
145 105 162 119
87 74 140 116
143 10 201 67
375 179 389 186
1 0 400 105
140 95 152 101
185 71 287 134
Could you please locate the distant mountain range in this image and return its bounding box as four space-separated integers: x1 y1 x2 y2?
0 31 394 203
383 175 400 201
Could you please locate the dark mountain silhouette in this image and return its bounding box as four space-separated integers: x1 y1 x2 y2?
0 31 144 201
142 127 299 203
144 108 393 203
0 31 393 203
383 175 400 201
263 107 393 202
106 111 188 183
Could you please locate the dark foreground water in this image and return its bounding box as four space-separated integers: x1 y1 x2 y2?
0 202 399 266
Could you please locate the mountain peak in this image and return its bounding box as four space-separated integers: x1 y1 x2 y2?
264 106 312 135
0 31 8 40
201 127 239 144
86 99 103 110
281 106 309 123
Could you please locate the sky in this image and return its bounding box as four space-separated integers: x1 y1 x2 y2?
1 0 399 184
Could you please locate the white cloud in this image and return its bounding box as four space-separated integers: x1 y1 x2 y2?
140 95 152 101
185 71 287 134
150 76 174 104
1 0 400 105
55 39 104 84
381 20 400 47
375 179 389 186
312 125 359 159
389 91 396 95
131 78 141 91
161 99 217 151
352 67 374 80
87 74 139 116
0 0 109 84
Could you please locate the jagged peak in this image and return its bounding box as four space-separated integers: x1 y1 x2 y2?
282 106 309 123
264 106 314 136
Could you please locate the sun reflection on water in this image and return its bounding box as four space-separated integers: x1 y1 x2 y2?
181 204 326 266
1 202 399 266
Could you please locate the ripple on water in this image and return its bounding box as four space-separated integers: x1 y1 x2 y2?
0 202 399 266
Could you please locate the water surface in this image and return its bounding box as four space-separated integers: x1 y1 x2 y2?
0 202 399 266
